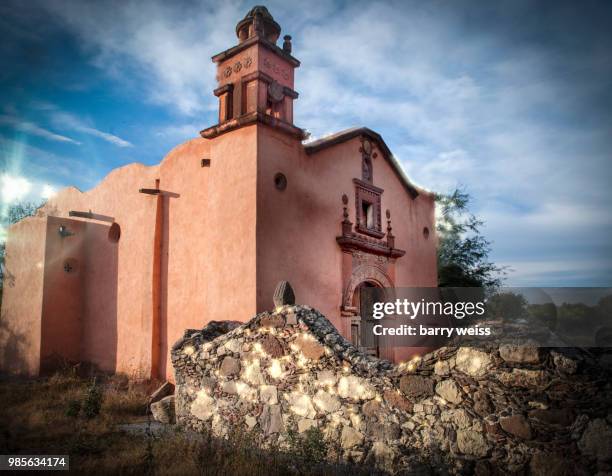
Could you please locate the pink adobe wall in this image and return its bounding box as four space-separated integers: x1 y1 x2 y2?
40 217 85 372
159 129 258 380
80 220 120 372
32 164 160 378
255 126 346 328
255 126 437 353
0 217 46 376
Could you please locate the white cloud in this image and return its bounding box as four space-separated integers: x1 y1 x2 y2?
1 174 32 204
40 184 56 199
38 1 242 116
50 111 133 148
0 114 81 145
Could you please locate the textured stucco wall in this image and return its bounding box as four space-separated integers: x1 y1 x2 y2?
0 217 46 376
159 129 258 380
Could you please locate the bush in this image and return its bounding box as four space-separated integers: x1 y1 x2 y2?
65 399 81 418
82 378 103 419
286 417 328 464
64 378 103 418
301 426 327 463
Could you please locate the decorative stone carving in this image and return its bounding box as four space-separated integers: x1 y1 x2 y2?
353 178 384 238
268 80 284 103
360 138 374 183
341 264 394 310
273 280 295 307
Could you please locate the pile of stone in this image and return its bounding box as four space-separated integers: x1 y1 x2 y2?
171 300 612 474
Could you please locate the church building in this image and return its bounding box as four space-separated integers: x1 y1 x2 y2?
0 6 437 380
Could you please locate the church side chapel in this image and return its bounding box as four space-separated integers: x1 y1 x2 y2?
0 6 437 381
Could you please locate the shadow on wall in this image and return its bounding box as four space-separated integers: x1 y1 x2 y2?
40 218 119 376
0 310 29 375
159 195 170 380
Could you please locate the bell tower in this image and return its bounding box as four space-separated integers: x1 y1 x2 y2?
201 6 305 140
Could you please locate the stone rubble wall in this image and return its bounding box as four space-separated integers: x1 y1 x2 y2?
171 305 612 474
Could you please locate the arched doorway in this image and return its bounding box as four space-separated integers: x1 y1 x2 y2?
351 281 385 357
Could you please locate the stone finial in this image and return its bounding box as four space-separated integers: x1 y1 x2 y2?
283 35 292 53
273 280 295 307
236 5 281 44
386 209 395 248
341 194 352 235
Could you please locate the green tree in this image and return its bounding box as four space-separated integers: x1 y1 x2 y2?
0 201 43 307
435 188 505 290
486 292 528 321
527 302 558 330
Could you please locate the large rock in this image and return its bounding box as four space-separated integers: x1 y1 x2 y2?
260 313 286 328
383 390 413 412
149 381 174 405
286 391 316 419
457 429 489 457
242 358 265 385
150 395 175 424
455 348 491 377
260 334 285 358
259 404 283 435
473 390 493 417
366 442 398 472
337 375 375 400
341 426 364 449
399 375 434 400
191 390 215 421
435 379 462 404
500 414 532 440
293 334 325 361
499 344 540 364
219 356 240 376
259 385 278 405
298 418 316 433
362 399 382 418
313 390 340 413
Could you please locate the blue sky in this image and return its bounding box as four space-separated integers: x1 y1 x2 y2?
0 0 611 286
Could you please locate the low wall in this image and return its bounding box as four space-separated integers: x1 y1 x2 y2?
172 304 612 474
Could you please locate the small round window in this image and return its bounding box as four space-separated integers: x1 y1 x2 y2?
108 223 121 243
423 227 430 239
274 172 287 191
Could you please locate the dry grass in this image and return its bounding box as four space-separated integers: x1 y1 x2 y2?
0 372 378 476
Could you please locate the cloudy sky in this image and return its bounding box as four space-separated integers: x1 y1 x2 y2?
0 0 611 286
